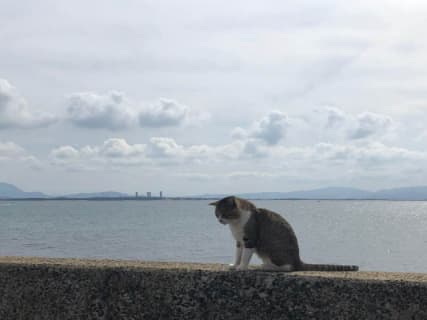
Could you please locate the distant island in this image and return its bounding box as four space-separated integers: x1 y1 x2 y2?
0 183 143 200
189 186 427 201
2 182 427 201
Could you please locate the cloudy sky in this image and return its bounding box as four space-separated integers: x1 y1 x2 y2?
1 0 427 195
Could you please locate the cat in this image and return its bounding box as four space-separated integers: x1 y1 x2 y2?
210 196 359 271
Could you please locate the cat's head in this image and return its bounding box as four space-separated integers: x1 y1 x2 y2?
209 196 254 225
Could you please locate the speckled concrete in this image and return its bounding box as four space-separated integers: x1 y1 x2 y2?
0 257 426 319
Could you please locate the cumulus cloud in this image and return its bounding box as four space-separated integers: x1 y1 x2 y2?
146 137 185 158
65 93 207 130
312 107 396 141
232 110 289 146
349 112 395 140
241 139 268 158
100 138 145 158
0 79 56 129
50 146 80 161
139 99 189 127
21 155 44 170
43 133 427 189
49 137 248 170
252 111 289 145
49 138 182 169
0 140 42 169
0 141 25 159
231 127 247 140
65 91 135 130
50 138 147 169
275 142 427 169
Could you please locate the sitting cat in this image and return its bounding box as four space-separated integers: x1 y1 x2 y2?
210 196 358 271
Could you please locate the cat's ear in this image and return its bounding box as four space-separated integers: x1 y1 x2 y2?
226 196 239 208
209 201 219 206
232 197 241 209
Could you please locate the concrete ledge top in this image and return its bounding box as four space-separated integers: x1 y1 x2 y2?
0 256 426 283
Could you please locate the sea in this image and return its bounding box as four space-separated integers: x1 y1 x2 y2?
0 199 426 273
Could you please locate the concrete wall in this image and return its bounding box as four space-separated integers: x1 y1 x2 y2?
0 257 426 320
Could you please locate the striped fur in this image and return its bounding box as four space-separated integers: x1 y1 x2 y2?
211 196 359 272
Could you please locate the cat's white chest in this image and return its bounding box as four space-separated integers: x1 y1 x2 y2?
229 223 244 241
228 210 251 242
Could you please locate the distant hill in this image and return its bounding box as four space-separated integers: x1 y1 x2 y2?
372 186 427 201
239 187 373 200
0 182 47 199
0 182 129 199
190 186 427 201
3 181 427 200
59 191 130 199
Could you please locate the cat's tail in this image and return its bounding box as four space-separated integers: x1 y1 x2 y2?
300 262 358 272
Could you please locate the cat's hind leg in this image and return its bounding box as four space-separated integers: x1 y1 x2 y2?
260 257 294 272
260 263 294 272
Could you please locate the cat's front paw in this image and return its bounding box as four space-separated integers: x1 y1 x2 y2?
228 264 238 270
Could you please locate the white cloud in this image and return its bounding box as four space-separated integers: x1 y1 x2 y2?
310 107 396 141
241 139 268 158
100 138 145 158
50 138 147 169
232 110 289 146
146 137 243 163
252 110 289 145
21 155 44 170
50 146 79 161
0 79 56 129
349 112 395 140
146 137 185 158
0 140 42 169
65 91 135 130
65 93 207 130
139 99 189 127
274 142 427 169
0 141 25 159
48 137 249 170
231 127 247 140
4 1 427 193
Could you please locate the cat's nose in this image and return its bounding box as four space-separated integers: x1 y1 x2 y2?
218 218 226 225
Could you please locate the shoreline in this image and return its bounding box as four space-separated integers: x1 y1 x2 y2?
2 197 427 201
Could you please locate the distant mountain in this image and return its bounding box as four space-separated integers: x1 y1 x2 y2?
0 182 47 199
191 186 427 200
59 191 130 199
239 187 373 200
3 181 427 200
373 186 427 201
0 182 129 199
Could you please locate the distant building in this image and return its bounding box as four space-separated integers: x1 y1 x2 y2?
135 192 139 198
160 191 163 198
147 192 151 198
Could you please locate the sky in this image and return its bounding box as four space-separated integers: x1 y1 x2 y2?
1 0 427 196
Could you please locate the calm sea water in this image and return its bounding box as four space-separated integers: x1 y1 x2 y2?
0 200 426 273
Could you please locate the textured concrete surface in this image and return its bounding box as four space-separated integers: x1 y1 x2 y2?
0 256 426 319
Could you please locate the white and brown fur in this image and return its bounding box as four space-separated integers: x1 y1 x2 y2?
211 196 358 272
